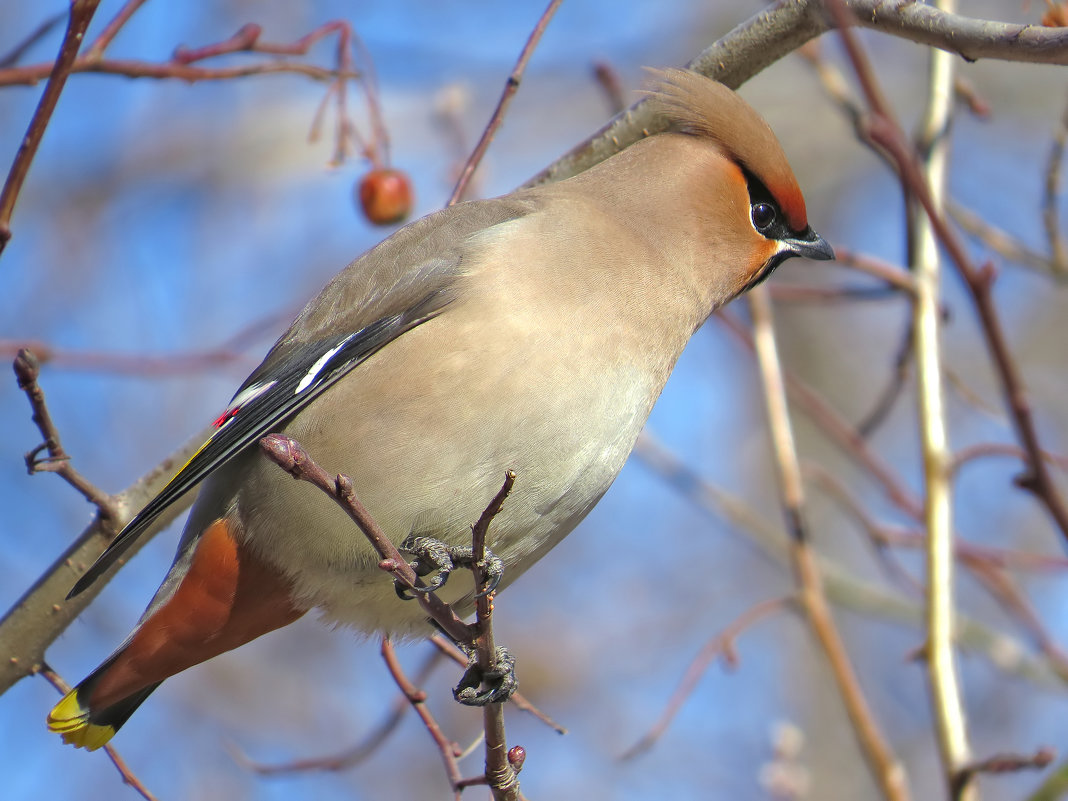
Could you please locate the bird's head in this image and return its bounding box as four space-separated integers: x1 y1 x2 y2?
645 69 834 298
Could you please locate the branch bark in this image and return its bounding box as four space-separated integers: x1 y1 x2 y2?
0 427 209 695
903 0 975 793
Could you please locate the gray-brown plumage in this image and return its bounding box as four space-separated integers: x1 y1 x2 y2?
49 68 832 750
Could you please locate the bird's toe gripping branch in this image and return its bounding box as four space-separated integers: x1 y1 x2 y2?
453 645 518 706
394 534 505 600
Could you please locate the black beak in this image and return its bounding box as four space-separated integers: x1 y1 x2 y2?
784 226 835 261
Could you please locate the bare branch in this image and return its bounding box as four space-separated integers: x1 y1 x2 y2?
0 425 210 695
83 0 150 60
468 471 521 801
884 0 975 788
0 0 101 256
831 1 1068 547
13 349 117 514
715 310 925 521
525 0 1068 188
748 285 911 801
954 748 1055 798
448 0 564 205
380 637 464 800
1042 90 1068 276
0 10 65 68
634 432 1068 690
948 200 1060 277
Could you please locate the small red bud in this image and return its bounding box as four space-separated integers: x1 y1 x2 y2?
357 168 413 226
507 745 526 772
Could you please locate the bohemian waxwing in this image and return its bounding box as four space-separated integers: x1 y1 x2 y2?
48 68 833 749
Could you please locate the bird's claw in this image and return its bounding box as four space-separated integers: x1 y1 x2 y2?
453 646 517 706
393 535 504 600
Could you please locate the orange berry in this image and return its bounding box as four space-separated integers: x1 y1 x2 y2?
357 168 413 226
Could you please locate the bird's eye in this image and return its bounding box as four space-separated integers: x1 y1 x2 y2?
751 202 777 232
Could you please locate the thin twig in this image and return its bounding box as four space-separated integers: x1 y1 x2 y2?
0 0 101 256
829 246 917 295
0 308 291 376
963 562 1068 684
620 597 790 761
39 662 160 801
802 463 923 595
0 11 66 68
715 310 925 521
953 748 1055 797
13 349 118 517
171 21 366 167
527 1 1068 189
799 37 915 442
748 286 910 801
0 57 349 86
83 0 150 60
469 472 521 801
767 283 905 304
447 0 564 205
380 637 464 800
592 60 626 115
1042 91 1068 276
948 200 1059 277
806 461 1068 681
951 443 1068 478
1024 754 1068 801
0 423 211 695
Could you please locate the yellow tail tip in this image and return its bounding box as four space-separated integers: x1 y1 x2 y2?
47 689 116 751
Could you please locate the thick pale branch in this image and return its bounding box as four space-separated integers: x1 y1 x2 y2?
901 0 975 788
0 427 209 695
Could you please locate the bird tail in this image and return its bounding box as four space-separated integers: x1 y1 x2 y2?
47 656 161 751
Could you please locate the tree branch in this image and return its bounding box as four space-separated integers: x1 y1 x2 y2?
890 0 975 791
525 0 1068 188
748 285 911 801
0 0 100 256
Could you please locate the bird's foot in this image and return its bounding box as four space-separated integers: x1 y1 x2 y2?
453 645 518 706
394 535 504 600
